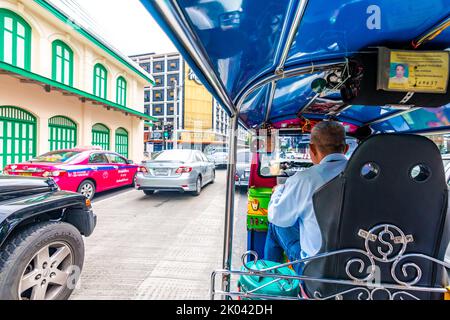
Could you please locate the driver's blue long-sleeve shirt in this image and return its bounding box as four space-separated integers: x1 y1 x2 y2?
268 153 348 259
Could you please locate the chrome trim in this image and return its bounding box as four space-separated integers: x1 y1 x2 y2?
265 81 277 123
411 127 450 135
413 15 450 48
153 0 237 115
365 107 420 126
332 104 354 117
275 0 309 75
221 114 239 295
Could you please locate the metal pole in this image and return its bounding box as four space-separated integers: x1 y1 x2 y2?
173 79 178 150
275 0 309 74
221 113 239 295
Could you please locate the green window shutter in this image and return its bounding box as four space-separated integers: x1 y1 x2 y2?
52 40 74 86
92 123 110 151
0 9 32 70
116 76 127 106
93 63 107 99
48 116 77 151
0 106 36 169
115 127 128 158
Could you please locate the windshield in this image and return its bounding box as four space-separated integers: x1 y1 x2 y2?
258 133 357 177
237 150 251 164
153 150 194 162
31 151 81 163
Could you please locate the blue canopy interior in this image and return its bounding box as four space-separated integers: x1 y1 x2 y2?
141 0 450 134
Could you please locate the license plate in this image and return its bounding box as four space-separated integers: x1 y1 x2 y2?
19 173 33 177
154 169 169 176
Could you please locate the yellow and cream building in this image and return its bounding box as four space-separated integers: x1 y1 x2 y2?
0 0 156 169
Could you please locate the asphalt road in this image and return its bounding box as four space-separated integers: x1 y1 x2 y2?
71 170 248 300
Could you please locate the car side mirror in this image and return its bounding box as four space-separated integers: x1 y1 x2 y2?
127 160 134 164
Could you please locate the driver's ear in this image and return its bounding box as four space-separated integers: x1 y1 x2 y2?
309 144 317 156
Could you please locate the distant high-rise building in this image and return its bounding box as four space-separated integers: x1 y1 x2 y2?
130 52 249 152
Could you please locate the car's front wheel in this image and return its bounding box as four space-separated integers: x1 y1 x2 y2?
77 180 96 200
0 222 84 300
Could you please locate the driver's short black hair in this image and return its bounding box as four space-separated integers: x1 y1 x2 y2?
310 121 347 154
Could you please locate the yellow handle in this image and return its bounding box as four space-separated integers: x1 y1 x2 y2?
445 287 450 300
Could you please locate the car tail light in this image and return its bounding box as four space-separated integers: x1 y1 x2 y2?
235 174 239 181
175 167 193 174
43 170 66 178
51 170 66 177
3 166 10 175
138 166 149 174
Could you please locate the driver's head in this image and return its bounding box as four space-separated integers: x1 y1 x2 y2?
309 121 349 164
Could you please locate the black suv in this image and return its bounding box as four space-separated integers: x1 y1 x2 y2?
0 176 96 300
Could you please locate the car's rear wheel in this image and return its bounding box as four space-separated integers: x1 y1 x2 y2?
77 180 96 200
192 176 202 196
211 170 216 184
143 190 155 195
130 173 138 187
0 222 84 300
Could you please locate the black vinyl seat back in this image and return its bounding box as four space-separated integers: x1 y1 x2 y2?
303 134 450 300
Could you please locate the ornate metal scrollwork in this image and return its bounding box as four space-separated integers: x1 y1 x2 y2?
215 223 450 301
359 224 414 263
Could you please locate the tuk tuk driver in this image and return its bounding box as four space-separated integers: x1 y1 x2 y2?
265 121 349 273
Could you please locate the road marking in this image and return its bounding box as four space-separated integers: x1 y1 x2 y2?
93 189 136 205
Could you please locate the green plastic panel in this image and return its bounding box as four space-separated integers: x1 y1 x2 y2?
247 187 273 231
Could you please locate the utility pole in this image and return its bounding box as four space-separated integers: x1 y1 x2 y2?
172 79 179 150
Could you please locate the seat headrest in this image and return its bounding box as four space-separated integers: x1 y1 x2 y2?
345 133 446 190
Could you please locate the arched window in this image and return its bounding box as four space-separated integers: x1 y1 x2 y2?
115 128 129 158
116 76 127 106
48 116 77 151
93 63 107 99
92 123 110 151
0 9 31 70
0 106 36 168
52 40 74 86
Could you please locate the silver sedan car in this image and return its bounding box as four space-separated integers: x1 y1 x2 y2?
235 149 251 189
135 149 215 196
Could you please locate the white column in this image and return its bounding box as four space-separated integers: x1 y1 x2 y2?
37 115 49 155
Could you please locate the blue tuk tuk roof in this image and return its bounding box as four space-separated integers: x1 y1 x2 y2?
142 0 450 134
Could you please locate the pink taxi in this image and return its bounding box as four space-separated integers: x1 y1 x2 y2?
3 147 139 200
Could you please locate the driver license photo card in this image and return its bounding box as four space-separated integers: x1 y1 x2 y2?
377 47 450 94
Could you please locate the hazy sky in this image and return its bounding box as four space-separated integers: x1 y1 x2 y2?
72 0 177 56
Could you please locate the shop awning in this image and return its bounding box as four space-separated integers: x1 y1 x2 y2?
0 61 157 123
